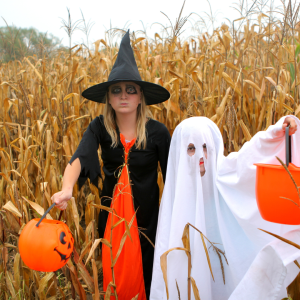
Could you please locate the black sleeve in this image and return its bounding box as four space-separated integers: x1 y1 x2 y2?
69 121 101 189
157 125 171 183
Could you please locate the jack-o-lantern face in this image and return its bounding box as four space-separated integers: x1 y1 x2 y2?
19 219 74 272
54 230 74 262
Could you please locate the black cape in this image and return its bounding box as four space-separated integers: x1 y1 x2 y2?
69 115 170 298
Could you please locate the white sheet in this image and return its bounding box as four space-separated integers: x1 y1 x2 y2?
150 115 300 300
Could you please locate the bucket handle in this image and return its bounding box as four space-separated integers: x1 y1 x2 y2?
36 203 64 227
285 126 292 167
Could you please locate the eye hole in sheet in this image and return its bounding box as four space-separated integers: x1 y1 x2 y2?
187 143 196 156
200 143 207 177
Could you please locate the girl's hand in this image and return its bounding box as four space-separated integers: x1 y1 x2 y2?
282 117 297 135
51 189 72 210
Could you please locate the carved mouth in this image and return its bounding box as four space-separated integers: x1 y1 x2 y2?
54 248 71 262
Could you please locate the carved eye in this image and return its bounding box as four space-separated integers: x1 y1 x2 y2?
59 232 66 244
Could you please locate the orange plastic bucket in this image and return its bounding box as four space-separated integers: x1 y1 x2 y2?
254 163 300 224
254 127 300 225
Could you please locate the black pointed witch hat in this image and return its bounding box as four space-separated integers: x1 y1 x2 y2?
82 30 170 105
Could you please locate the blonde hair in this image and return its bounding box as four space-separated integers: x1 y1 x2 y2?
103 92 151 149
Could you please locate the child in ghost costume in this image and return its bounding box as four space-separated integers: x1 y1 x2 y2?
150 115 300 300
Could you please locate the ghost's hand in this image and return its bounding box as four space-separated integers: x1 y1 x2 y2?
282 117 297 135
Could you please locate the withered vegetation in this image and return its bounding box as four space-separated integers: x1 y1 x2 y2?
0 4 300 298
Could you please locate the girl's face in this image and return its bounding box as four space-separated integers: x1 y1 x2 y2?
187 143 208 177
108 82 142 115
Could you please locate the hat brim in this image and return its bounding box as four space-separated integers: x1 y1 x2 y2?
82 80 170 105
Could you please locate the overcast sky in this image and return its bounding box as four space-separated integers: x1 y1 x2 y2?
1 0 278 47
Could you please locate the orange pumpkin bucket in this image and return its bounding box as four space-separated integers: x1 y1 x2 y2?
254 127 300 225
19 203 74 272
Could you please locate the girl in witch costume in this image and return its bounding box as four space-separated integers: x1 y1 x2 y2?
51 31 170 300
150 116 300 300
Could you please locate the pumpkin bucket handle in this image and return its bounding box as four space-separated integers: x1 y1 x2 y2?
36 203 63 227
286 126 292 167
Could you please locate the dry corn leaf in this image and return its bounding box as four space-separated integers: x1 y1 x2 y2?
259 229 300 250
13 253 20 291
176 280 181 300
5 242 17 249
39 272 54 296
92 258 100 299
188 55 205 74
162 100 181 115
79 240 92 262
199 232 214 281
1 81 20 93
71 197 80 238
49 274 57 296
244 79 261 92
169 70 183 81
3 201 22 218
111 217 124 228
74 114 90 121
24 57 43 81
216 87 231 118
225 62 245 74
210 114 217 122
6 271 16 298
272 100 294 113
5 210 20 233
295 105 300 116
64 115 77 120
191 277 201 300
85 238 111 265
239 120 252 141
133 37 146 45
222 72 242 96
8 169 22 178
2 246 8 265
104 282 116 300
285 93 294 104
22 196 53 219
77 261 95 293
0 170 10 185
265 76 277 87
0 147 13 167
63 93 79 101
67 260 87 300
112 210 137 267
124 219 132 242
276 156 300 200
175 223 215 280
90 203 113 212
182 223 190 253
160 247 190 299
258 78 265 105
99 39 107 46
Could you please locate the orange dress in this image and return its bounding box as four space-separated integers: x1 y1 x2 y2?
102 134 147 300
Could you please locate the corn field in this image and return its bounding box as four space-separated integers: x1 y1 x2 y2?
1 8 300 299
